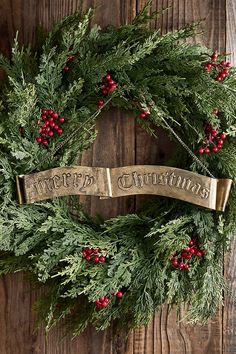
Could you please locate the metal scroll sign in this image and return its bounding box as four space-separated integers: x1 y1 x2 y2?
16 165 232 211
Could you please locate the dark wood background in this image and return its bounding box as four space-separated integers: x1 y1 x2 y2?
0 1 235 353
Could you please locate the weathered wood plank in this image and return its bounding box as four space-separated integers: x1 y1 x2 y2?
223 2 236 353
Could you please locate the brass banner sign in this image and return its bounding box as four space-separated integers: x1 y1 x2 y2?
16 165 232 211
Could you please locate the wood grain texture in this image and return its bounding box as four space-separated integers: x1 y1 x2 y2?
224 2 236 353
0 1 233 354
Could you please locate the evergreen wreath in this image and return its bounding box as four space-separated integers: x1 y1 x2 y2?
1 2 236 337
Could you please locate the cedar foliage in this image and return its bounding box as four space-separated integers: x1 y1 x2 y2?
0 1 236 337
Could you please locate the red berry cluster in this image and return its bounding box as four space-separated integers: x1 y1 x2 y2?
82 247 106 263
95 291 123 309
95 296 110 309
36 109 65 145
100 72 117 96
170 236 205 271
204 52 231 81
198 122 226 155
64 55 75 72
139 110 150 119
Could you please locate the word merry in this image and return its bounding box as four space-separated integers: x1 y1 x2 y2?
32 172 95 194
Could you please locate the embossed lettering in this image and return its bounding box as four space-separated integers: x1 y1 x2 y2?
158 172 169 185
52 175 61 189
200 187 210 199
117 174 133 190
132 172 144 189
62 173 71 187
73 173 82 187
80 174 95 192
191 183 201 195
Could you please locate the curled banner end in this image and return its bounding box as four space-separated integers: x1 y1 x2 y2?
216 179 233 211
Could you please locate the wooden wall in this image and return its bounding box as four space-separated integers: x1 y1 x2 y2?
0 1 235 353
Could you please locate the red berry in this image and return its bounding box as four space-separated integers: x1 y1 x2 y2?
86 248 93 255
139 112 147 119
211 52 217 61
41 109 47 115
54 124 59 130
64 65 70 72
48 131 54 137
212 146 218 153
99 297 105 302
184 264 189 270
52 112 58 119
189 240 194 246
93 248 99 254
182 252 188 259
109 84 117 92
67 55 74 61
216 75 222 81
85 255 91 261
102 89 108 95
189 248 195 254
101 301 109 308
58 116 65 123
205 63 212 71
220 71 227 79
204 147 210 154
42 139 48 145
172 260 178 267
94 256 100 263
36 137 42 143
222 69 229 75
220 133 226 140
48 110 53 115
50 122 55 128
211 128 217 136
99 256 105 263
57 128 63 134
98 100 104 108
196 251 202 257
217 144 223 149
82 250 87 257
218 139 224 145
220 60 227 66
179 263 184 270
41 114 47 120
105 73 111 81
198 147 204 154
186 254 192 259
226 62 231 67
116 291 123 299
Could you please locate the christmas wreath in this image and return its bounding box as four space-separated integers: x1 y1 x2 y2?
1 2 236 337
